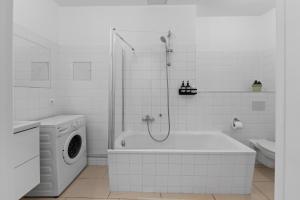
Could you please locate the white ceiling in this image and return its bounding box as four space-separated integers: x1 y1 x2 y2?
197 0 275 16
53 0 275 16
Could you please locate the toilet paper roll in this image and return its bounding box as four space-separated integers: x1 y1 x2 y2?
232 120 243 130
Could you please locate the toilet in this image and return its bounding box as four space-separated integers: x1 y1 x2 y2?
249 139 275 168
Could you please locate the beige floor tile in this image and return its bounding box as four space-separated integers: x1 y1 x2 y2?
23 165 275 200
115 199 161 200
253 167 275 182
78 165 108 179
109 192 161 199
161 193 214 200
22 199 63 200
109 199 141 200
61 178 109 198
65 199 106 200
214 186 269 200
114 199 161 200
254 182 274 200
255 164 266 168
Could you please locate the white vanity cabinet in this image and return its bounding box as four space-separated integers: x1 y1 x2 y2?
13 121 40 200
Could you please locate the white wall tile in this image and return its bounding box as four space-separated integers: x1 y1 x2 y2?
54 43 275 157
108 152 255 194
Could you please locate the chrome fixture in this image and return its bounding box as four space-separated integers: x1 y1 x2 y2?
144 30 173 143
121 139 126 147
142 115 155 123
160 36 167 43
112 28 135 53
160 30 173 66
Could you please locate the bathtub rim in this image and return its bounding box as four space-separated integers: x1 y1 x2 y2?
109 130 256 154
108 149 256 154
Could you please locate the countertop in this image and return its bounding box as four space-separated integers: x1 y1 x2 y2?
13 121 40 134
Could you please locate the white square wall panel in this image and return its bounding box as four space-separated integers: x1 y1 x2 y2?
31 62 49 81
73 62 92 81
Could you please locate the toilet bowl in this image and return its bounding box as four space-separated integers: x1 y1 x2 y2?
249 139 275 168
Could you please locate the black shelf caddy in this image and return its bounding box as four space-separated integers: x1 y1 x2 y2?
178 88 197 95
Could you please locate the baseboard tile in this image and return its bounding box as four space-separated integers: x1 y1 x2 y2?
88 157 107 165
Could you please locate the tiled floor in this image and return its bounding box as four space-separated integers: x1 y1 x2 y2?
23 164 274 200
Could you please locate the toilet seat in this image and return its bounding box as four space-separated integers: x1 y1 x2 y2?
249 139 275 168
257 139 275 160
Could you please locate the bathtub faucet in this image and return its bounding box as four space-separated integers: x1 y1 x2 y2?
142 115 155 123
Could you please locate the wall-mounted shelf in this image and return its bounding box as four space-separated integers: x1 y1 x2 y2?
193 91 275 93
178 88 197 95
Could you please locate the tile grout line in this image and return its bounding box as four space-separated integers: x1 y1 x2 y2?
253 183 272 200
47 166 274 200
212 194 217 200
107 191 111 199
254 180 274 183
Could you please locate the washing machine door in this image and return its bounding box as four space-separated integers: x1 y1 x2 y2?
63 130 84 165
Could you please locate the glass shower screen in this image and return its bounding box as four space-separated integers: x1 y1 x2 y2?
108 28 172 149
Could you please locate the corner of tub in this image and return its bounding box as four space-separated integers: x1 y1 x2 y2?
107 149 114 154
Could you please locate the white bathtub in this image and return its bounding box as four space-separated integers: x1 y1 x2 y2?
108 131 256 194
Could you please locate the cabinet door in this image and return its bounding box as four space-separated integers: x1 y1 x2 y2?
14 157 40 199
13 127 39 167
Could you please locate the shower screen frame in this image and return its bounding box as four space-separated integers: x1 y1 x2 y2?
108 27 169 149
108 27 134 150
108 27 115 150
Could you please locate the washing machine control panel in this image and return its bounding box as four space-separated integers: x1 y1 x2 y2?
57 118 85 135
71 119 85 130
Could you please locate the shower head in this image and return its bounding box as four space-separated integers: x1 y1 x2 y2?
160 31 173 54
160 36 167 43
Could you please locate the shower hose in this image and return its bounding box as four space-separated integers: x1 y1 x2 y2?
146 59 171 143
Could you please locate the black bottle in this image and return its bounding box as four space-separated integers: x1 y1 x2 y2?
180 81 185 93
186 81 191 93
181 81 185 88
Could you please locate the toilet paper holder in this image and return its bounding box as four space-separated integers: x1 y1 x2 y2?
232 117 243 130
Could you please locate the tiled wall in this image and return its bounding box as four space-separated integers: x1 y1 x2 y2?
114 45 197 137
108 152 255 194
13 44 59 121
13 0 59 121
115 45 275 146
13 87 57 121
197 50 275 91
55 46 109 157
12 3 275 158
53 5 275 160
13 43 275 157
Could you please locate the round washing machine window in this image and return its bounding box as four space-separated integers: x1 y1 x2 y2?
63 131 84 165
68 135 82 159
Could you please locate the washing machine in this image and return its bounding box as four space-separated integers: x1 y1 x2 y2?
27 115 87 197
